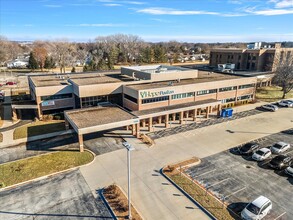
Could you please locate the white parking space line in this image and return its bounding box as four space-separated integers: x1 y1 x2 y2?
274 212 286 220
194 169 216 178
207 178 230 188
226 186 246 198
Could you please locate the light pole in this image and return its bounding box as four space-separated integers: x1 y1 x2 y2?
122 141 135 219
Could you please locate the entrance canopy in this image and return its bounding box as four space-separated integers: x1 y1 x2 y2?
64 105 139 135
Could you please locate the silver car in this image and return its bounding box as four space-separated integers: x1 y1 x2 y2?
261 104 278 112
285 165 293 177
278 100 293 107
270 142 290 154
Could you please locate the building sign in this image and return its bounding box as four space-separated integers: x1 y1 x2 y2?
140 90 175 99
42 100 55 107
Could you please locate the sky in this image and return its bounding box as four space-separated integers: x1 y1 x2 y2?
0 0 293 42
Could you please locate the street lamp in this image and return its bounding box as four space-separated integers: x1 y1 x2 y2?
122 141 135 219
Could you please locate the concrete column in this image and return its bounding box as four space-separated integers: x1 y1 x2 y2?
12 108 18 121
217 104 222 116
126 125 129 131
193 108 197 121
148 117 153 132
180 111 184 124
172 113 176 121
185 111 189 120
209 106 213 113
136 123 140 138
158 116 162 124
165 114 169 128
142 120 146 128
78 134 84 152
206 106 209 119
65 120 69 130
132 125 136 136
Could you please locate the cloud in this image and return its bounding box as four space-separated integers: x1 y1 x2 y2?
228 0 242 4
67 23 127 27
44 4 62 8
123 1 146 5
269 0 293 8
104 3 122 6
245 7 293 15
136 7 219 15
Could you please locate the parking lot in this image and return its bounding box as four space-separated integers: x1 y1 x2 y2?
185 129 293 219
0 170 113 220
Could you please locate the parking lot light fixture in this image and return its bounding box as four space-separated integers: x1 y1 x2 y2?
122 141 135 220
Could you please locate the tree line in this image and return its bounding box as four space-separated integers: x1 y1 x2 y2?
1 34 249 72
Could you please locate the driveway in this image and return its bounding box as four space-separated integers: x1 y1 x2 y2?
80 107 293 220
0 169 113 220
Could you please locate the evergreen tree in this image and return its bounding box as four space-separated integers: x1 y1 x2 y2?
28 52 39 71
44 56 55 69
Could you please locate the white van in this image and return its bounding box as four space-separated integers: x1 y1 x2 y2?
241 196 272 220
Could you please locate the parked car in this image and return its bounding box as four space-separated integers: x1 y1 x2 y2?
6 81 16 85
278 100 293 107
239 142 260 155
261 104 278 112
285 165 293 177
270 142 290 154
269 155 292 170
252 148 272 161
241 196 272 220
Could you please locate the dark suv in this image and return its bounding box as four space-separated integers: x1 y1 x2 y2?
269 155 292 170
239 143 260 155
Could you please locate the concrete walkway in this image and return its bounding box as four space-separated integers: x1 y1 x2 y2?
80 107 293 220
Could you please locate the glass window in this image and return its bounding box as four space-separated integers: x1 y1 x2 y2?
142 96 169 104
238 84 255 89
197 89 217 96
124 94 137 103
41 93 72 101
219 86 237 92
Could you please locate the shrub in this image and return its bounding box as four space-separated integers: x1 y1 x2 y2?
167 165 175 172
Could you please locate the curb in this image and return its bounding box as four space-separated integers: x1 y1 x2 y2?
99 188 118 220
160 167 216 220
0 149 95 192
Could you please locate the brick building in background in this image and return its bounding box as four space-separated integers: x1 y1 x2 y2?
209 43 293 72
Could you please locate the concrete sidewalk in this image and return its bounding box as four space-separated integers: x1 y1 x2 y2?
80 107 293 220
0 129 74 149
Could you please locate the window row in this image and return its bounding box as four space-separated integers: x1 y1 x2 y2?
238 84 255 89
197 89 217 96
124 94 138 104
237 94 253 101
41 93 72 101
142 96 169 104
219 86 237 92
171 92 194 100
221 97 236 103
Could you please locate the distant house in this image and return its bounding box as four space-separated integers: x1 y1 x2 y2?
7 59 28 68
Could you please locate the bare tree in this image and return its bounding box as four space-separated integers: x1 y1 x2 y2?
33 46 47 71
273 55 293 99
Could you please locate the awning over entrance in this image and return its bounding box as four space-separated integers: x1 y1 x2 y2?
132 99 221 119
64 105 139 135
12 101 38 109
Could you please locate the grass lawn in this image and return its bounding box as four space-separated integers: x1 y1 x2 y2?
0 150 94 188
164 159 237 220
256 86 293 102
0 133 2 142
13 120 65 140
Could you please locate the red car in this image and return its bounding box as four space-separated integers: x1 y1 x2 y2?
6 82 16 85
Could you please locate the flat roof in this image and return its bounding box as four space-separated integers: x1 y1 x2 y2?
30 71 133 87
65 105 138 134
126 71 240 90
123 65 190 73
133 99 221 118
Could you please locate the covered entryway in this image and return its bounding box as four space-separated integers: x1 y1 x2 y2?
64 104 139 152
11 101 38 121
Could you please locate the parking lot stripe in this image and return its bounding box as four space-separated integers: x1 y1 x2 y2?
225 186 246 198
274 212 286 220
193 169 216 178
207 178 230 188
